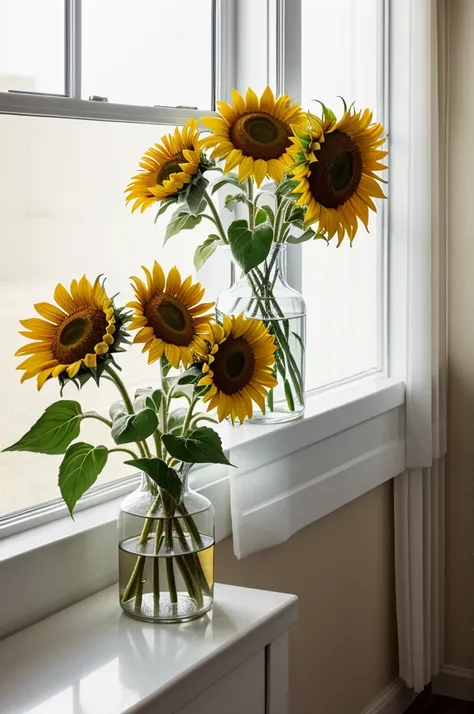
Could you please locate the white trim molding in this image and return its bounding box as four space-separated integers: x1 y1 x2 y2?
432 665 474 702
360 679 416 714
0 376 404 639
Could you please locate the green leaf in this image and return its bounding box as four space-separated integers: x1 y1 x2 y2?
185 175 209 214
314 99 337 124
287 228 315 244
275 177 298 197
111 408 158 445
167 407 188 434
154 196 178 224
228 219 273 273
133 388 163 413
194 235 219 271
164 212 203 242
255 208 268 225
292 331 305 352
260 204 275 225
124 457 182 502
287 205 306 227
109 400 127 421
59 443 108 516
178 365 203 385
162 426 231 466
211 173 242 194
4 400 83 455
224 192 250 211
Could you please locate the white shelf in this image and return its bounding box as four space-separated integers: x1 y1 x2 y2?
0 583 298 714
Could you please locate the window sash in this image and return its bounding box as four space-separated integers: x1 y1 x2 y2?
0 0 231 126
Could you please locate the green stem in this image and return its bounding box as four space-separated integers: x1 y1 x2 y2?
181 396 199 436
109 447 140 460
165 518 178 604
204 189 228 244
153 519 164 608
103 364 149 458
247 178 255 230
247 271 304 408
82 413 113 428
153 431 162 459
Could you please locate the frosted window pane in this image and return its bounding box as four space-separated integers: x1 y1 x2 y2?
0 115 219 515
301 0 382 391
0 0 65 94
82 0 213 108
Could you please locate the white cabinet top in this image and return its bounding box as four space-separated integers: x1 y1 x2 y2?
0 584 298 714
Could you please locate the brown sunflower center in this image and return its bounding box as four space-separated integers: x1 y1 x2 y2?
52 308 107 364
156 153 185 185
211 337 255 395
145 294 194 346
308 131 362 208
230 112 291 160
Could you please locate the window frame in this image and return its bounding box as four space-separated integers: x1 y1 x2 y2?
0 0 397 547
0 0 232 125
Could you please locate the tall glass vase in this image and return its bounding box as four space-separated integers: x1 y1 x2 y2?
216 244 306 424
118 466 215 624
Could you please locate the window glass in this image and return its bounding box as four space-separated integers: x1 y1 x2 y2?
301 0 383 391
0 115 221 515
82 0 214 108
0 0 65 94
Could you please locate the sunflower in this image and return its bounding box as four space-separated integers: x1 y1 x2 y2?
127 262 214 369
198 315 277 423
125 119 203 213
201 86 305 187
290 105 387 244
16 276 118 390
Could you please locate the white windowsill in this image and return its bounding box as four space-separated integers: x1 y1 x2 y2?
0 374 405 639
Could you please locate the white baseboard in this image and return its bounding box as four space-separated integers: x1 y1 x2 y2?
361 679 416 714
432 664 474 701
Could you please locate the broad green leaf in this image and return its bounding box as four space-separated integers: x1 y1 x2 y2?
59 442 108 515
164 212 203 242
134 388 163 413
162 426 231 466
255 208 268 225
211 173 242 194
228 219 273 273
154 196 178 224
111 408 158 445
194 235 219 271
4 400 83 455
124 457 182 502
185 175 209 214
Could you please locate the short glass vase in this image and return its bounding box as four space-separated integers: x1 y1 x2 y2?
118 467 215 624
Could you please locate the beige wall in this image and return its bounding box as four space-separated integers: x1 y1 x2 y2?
216 481 398 714
446 0 474 671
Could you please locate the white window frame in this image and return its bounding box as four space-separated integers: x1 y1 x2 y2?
0 0 406 639
0 0 232 125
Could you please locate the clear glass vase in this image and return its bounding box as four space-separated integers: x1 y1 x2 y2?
216 244 306 424
118 466 215 624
